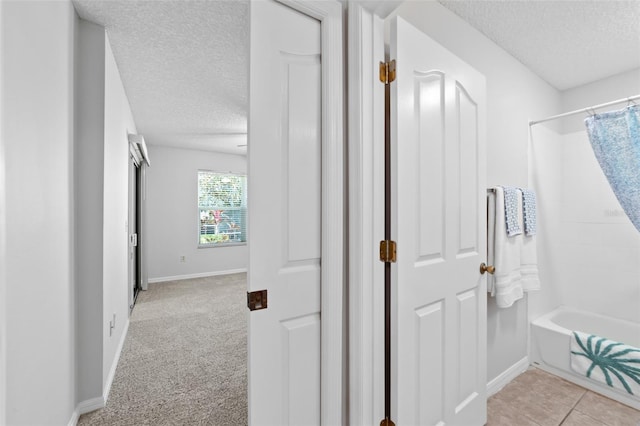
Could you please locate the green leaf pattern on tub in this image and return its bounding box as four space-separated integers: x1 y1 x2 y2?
571 332 640 395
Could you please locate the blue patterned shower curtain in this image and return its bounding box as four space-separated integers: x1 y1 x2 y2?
585 104 640 232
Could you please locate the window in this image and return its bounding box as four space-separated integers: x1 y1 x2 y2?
198 171 247 246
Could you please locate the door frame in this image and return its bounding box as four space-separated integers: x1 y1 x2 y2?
346 2 401 424
127 152 138 311
270 1 344 424
348 3 491 424
0 2 6 420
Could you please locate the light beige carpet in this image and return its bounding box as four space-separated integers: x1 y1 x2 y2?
79 273 248 425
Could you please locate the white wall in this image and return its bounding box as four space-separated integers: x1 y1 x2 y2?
0 1 7 422
1 1 77 424
530 69 640 324
1 2 238 421
389 0 562 383
73 21 136 410
146 145 248 281
102 34 137 388
75 18 105 405
562 68 640 134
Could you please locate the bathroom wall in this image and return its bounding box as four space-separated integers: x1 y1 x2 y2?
561 68 640 134
390 1 561 384
531 68 640 324
146 145 248 281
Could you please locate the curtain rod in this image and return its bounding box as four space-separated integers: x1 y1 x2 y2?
529 94 640 126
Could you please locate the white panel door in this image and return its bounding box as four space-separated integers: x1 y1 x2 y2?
390 17 487 425
248 1 322 425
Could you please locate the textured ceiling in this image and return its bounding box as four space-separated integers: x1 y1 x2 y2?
73 0 249 155
437 0 640 91
72 0 639 154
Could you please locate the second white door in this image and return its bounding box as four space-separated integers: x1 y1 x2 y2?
390 16 488 426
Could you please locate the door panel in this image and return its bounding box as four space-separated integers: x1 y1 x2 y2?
390 16 487 425
457 84 479 257
416 71 446 264
248 1 322 425
282 54 321 265
281 313 320 424
416 301 444 425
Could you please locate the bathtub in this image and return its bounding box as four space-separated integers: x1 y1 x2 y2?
531 306 640 410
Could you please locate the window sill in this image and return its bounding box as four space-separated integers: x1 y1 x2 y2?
198 242 247 249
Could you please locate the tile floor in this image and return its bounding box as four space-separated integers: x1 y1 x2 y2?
487 367 640 426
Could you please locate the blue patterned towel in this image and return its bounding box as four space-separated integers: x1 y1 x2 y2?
502 186 522 237
571 331 640 398
518 188 537 236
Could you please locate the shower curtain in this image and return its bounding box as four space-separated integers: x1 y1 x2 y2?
585 104 640 232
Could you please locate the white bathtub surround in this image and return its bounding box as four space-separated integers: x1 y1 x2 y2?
488 187 540 308
531 306 640 410
571 331 640 398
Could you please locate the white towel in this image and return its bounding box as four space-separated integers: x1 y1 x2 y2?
488 187 540 307
521 230 540 292
518 187 540 291
490 187 524 308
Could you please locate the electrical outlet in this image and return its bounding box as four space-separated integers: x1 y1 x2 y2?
109 313 116 337
180 255 186 263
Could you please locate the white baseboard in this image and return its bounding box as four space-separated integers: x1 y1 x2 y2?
103 318 130 403
79 396 106 414
67 410 79 426
148 268 247 283
487 356 530 397
68 268 244 425
68 320 130 425
68 396 105 426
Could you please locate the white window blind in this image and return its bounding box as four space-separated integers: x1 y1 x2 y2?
198 171 247 246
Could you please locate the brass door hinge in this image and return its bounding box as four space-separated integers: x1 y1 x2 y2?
247 290 267 311
379 60 396 84
379 240 397 263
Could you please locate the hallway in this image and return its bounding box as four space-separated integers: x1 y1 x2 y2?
79 274 247 425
